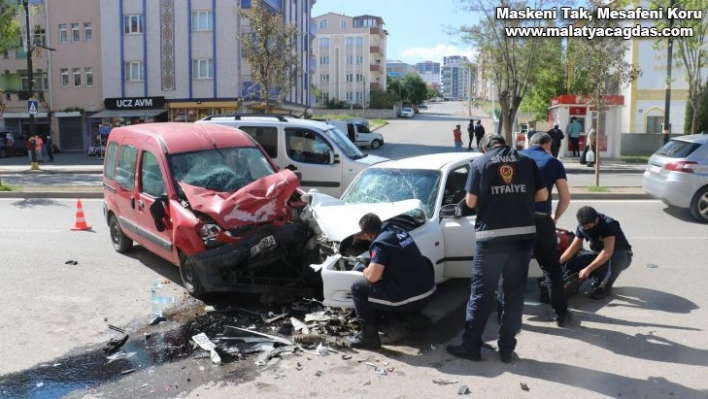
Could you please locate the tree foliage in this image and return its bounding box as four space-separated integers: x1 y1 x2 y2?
369 89 397 109
457 0 575 142
520 38 565 121
0 0 21 114
685 82 708 133
568 0 642 185
402 73 428 105
238 0 298 112
649 0 708 134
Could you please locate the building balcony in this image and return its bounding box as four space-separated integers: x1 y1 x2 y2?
369 27 384 36
369 45 383 55
370 64 382 72
369 82 383 91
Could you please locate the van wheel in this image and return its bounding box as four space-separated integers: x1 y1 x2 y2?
689 187 708 223
109 215 133 253
371 139 382 150
179 253 206 298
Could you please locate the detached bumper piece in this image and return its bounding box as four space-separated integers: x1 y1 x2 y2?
190 223 318 296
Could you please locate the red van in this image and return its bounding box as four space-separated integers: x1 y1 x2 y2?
102 123 316 297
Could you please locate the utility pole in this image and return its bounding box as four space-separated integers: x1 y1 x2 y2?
662 0 676 144
24 0 38 171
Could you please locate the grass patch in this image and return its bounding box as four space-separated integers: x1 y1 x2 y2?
587 186 610 192
621 155 650 164
370 118 387 128
0 184 14 192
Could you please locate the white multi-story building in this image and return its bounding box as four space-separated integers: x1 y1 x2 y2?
416 61 440 86
441 55 470 100
311 13 387 106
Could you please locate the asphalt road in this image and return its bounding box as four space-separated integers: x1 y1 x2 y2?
2 198 707 398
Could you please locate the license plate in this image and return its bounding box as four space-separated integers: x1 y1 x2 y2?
648 165 661 174
250 235 276 257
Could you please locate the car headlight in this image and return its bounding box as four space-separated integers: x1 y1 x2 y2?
200 223 222 242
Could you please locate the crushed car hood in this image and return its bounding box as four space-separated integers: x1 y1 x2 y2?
180 169 299 228
306 192 425 242
355 154 388 166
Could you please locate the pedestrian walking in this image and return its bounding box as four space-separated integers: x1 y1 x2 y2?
521 132 573 327
45 131 55 162
546 123 565 158
467 119 475 151
453 124 463 152
474 120 486 150
4 131 14 157
447 134 547 363
349 213 436 349
583 127 596 167
567 117 582 157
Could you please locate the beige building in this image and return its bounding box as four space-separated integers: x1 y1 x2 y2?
312 13 387 107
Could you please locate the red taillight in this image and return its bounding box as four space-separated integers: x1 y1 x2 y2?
664 161 698 173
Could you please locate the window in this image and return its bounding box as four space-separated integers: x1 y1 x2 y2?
192 10 213 31
356 37 363 47
72 68 82 86
320 74 329 83
646 115 664 134
346 55 353 64
124 14 144 34
104 142 119 180
60 69 69 87
239 126 278 158
116 145 138 190
124 61 145 81
84 23 92 42
285 128 332 165
320 92 329 102
356 74 363 82
71 23 80 42
140 151 167 197
59 24 67 43
356 91 363 101
346 92 353 101
443 165 471 206
340 19 346 28
345 37 353 47
356 55 364 64
319 19 328 29
319 56 329 65
345 74 353 82
319 37 329 47
192 58 214 79
85 67 94 86
33 26 46 46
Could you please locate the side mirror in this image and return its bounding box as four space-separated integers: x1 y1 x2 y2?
440 204 459 218
331 151 340 164
149 196 168 232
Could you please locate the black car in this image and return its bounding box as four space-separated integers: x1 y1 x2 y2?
0 129 27 157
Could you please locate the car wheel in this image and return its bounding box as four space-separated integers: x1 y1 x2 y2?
179 252 206 298
109 214 133 253
689 186 708 223
371 139 382 150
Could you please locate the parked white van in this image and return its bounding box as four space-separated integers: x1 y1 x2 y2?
196 114 388 197
326 121 384 150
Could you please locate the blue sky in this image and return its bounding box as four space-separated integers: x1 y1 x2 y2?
312 0 481 65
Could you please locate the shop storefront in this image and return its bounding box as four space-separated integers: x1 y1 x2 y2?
167 99 241 122
89 96 168 150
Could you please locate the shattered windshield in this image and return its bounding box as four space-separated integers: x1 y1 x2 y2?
340 168 441 218
168 147 276 193
324 127 366 160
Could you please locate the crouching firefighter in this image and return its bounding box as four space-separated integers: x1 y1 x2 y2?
349 212 437 349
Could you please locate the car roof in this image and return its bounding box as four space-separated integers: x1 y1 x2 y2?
198 115 332 130
109 122 258 154
674 133 708 144
371 152 482 171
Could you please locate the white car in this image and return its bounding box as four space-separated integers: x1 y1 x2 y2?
303 152 544 308
401 107 414 118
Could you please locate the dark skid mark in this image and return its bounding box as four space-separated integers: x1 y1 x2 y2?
0 312 249 399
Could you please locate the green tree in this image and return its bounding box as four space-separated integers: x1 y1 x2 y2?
402 73 428 105
520 38 565 121
387 77 406 102
650 0 708 134
369 89 397 109
457 0 576 142
568 0 642 186
238 0 298 113
685 82 708 133
0 0 21 115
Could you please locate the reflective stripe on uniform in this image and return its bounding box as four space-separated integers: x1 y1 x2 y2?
476 225 536 240
368 286 437 307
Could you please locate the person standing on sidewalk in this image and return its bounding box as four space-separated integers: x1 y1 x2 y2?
453 124 463 152
546 123 565 158
447 134 547 363
467 119 475 151
567 117 582 157
474 120 486 150
521 132 573 327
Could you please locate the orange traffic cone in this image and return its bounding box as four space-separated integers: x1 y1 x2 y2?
70 199 92 231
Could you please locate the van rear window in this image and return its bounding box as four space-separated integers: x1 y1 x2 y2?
104 142 119 180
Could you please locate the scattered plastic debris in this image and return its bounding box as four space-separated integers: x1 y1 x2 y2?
120 368 136 375
263 311 290 324
342 354 352 360
36 382 44 388
149 316 166 326
315 370 323 377
458 385 471 395
290 317 309 334
64 260 79 265
520 382 530 391
646 263 659 269
103 334 129 356
223 325 295 346
295 362 303 371
192 333 222 365
304 311 333 322
433 378 459 385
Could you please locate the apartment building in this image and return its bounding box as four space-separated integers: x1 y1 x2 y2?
386 60 416 79
312 13 387 106
416 61 440 86
441 55 470 100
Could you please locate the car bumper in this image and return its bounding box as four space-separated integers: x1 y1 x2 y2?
189 223 316 296
311 254 362 308
643 170 696 208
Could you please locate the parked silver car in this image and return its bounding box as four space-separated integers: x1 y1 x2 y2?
642 133 708 223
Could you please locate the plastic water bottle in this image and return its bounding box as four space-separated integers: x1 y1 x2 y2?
151 280 175 317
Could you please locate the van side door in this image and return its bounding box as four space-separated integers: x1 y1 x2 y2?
238 126 278 161
439 164 477 278
353 123 371 146
284 127 343 196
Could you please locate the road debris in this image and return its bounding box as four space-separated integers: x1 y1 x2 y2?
341 354 352 360
458 385 471 395
192 332 222 365
120 368 136 375
64 260 79 265
520 382 530 391
103 331 129 356
433 378 459 385
290 317 309 334
263 311 290 324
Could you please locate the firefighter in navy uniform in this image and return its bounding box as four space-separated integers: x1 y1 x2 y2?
349 213 437 350
447 134 547 363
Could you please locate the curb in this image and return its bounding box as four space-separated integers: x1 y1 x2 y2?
0 168 102 175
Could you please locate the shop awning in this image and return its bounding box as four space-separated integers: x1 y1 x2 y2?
89 109 167 119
